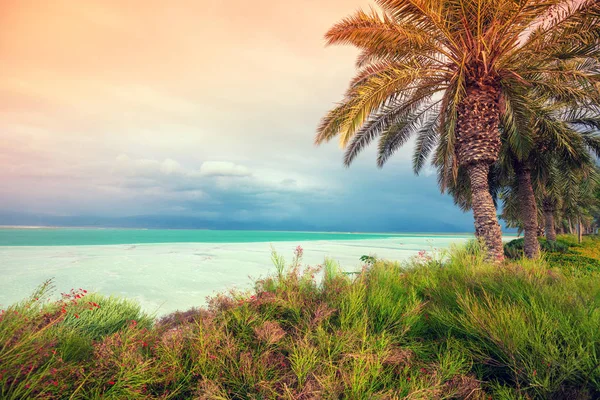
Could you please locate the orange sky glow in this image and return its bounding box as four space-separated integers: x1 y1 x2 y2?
0 0 473 231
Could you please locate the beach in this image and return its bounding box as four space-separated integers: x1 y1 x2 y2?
0 235 480 315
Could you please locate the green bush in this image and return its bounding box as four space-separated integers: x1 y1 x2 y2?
504 237 569 259
504 239 524 259
61 293 153 340
504 235 600 277
546 252 600 276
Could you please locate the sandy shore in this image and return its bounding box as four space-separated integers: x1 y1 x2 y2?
0 236 504 315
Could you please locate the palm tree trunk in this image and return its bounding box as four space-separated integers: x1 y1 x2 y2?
456 82 504 262
543 198 557 242
466 163 505 261
569 219 574 235
515 161 540 258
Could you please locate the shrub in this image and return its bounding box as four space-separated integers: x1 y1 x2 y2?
546 252 600 276
0 283 155 399
359 254 377 266
60 293 153 340
504 237 569 259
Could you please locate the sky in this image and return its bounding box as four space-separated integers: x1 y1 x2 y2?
0 0 481 232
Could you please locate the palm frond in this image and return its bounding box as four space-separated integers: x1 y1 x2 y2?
376 102 438 167
412 111 441 174
579 130 600 158
343 88 440 166
500 88 534 160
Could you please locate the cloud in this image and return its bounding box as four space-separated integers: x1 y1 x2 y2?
280 178 297 187
199 161 251 177
114 154 187 178
99 154 338 222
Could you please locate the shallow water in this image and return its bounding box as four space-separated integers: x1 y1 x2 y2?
0 230 511 315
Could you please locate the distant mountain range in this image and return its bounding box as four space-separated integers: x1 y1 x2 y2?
0 211 495 233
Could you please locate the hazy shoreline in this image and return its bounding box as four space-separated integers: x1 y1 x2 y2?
0 236 482 315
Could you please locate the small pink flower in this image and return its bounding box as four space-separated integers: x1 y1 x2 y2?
294 245 304 258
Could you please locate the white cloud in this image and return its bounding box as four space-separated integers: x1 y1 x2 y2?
139 186 206 201
114 156 256 186
199 161 251 177
114 154 187 177
160 158 186 175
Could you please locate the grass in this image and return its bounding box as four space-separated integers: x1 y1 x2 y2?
505 234 600 277
1 238 599 399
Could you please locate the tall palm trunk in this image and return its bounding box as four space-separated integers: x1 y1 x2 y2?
466 163 505 260
457 82 504 262
543 198 557 242
515 161 540 258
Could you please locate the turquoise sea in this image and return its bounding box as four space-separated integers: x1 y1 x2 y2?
0 228 471 246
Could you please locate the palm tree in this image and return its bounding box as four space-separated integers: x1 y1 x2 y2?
501 164 600 244
451 105 600 256
562 169 600 241
535 112 600 242
544 162 600 242
315 0 600 261
507 108 600 254
501 152 598 245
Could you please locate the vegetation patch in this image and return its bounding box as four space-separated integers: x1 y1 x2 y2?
1 241 600 399
505 234 600 277
504 237 569 259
